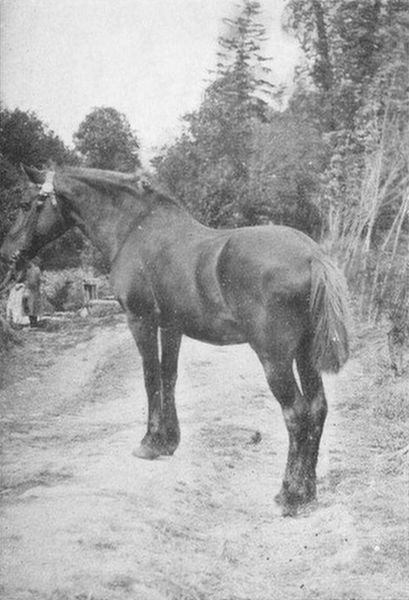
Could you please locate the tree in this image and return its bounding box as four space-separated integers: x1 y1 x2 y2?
154 0 325 236
284 0 409 228
0 106 75 168
0 157 20 256
73 107 141 171
248 111 325 236
0 108 87 272
284 0 408 135
212 0 275 173
155 0 278 227
0 106 77 248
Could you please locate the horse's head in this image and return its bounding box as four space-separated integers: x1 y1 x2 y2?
0 165 71 269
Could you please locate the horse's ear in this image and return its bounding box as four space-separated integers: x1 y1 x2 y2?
20 164 46 185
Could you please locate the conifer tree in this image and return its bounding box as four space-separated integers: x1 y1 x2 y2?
155 0 276 227
207 0 274 181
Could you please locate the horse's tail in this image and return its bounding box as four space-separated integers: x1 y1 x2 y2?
309 255 351 373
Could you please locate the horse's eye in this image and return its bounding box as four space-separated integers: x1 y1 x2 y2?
19 201 32 211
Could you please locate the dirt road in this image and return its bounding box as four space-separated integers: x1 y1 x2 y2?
0 318 408 600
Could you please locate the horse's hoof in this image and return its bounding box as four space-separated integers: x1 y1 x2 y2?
275 485 316 516
132 444 161 460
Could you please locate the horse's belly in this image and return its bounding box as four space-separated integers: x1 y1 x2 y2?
160 307 246 345
182 319 247 345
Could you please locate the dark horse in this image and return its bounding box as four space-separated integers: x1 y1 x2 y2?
0 165 350 515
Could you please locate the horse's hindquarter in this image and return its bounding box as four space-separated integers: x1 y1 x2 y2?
217 226 314 352
219 226 314 297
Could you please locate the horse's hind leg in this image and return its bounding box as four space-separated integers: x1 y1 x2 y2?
258 354 318 514
295 341 328 499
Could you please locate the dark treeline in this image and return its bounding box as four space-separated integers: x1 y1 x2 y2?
0 0 407 322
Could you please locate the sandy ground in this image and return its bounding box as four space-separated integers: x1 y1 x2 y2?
0 317 408 600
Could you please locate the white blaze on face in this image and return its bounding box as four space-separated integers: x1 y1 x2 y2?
39 171 57 206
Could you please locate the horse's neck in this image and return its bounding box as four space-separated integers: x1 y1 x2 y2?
67 181 203 264
70 189 143 264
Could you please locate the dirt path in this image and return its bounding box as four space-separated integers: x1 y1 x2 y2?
0 320 408 600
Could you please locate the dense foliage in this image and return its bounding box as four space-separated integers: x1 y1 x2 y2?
153 0 323 236
284 0 409 322
154 0 408 323
284 0 408 218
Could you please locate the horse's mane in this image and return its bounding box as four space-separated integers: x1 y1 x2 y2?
61 166 181 209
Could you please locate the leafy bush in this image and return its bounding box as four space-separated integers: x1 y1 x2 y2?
42 270 84 312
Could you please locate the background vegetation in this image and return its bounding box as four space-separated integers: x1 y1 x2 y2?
0 0 407 335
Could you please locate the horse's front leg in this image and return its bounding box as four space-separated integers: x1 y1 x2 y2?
127 313 165 460
159 326 182 455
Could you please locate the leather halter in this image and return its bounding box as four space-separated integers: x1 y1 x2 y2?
16 172 58 256
0 172 60 291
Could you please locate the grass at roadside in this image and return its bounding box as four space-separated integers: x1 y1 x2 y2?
354 326 408 457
